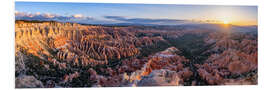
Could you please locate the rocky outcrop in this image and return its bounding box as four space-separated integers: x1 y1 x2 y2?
15 75 44 88
137 69 181 86
117 47 192 86
15 52 27 76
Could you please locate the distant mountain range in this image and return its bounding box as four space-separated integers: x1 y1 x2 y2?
16 20 258 33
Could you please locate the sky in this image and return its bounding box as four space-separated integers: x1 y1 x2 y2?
15 2 258 26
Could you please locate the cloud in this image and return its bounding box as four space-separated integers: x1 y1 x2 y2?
72 14 83 18
15 11 195 25
104 16 191 25
35 12 41 15
43 13 56 18
15 11 93 23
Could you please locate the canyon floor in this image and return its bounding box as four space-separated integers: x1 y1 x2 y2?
15 20 258 88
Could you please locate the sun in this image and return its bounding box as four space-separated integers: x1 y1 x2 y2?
223 20 229 24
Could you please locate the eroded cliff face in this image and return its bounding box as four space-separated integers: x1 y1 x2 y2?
196 32 258 85
85 47 192 87
15 21 173 87
15 21 166 68
15 21 257 87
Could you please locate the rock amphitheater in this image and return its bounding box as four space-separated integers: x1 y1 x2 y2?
15 21 258 87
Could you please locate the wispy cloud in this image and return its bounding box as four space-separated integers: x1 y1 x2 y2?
104 16 191 25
